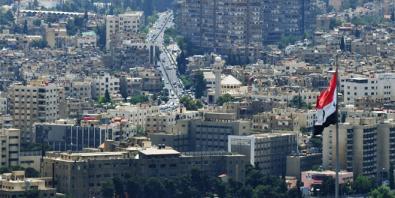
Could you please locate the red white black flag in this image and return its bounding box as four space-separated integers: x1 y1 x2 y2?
313 71 338 136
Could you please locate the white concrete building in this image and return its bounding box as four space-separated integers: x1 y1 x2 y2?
105 11 144 49
343 73 395 104
92 73 120 100
106 104 160 128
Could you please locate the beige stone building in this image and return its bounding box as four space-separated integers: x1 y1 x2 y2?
8 80 60 142
41 148 247 198
228 133 297 176
0 128 20 167
0 171 56 197
105 11 144 50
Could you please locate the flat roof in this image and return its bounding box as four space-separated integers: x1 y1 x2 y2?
139 148 180 156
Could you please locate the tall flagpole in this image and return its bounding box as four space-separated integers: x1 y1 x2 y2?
335 54 340 198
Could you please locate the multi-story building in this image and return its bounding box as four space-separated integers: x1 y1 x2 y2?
175 0 263 63
0 114 13 129
228 133 297 176
44 24 68 48
301 170 353 192
106 104 160 129
111 41 158 68
63 80 92 100
150 112 251 152
264 0 325 43
105 11 144 50
91 73 120 100
41 147 247 198
8 80 60 142
343 73 395 104
0 128 20 167
322 117 394 178
76 31 97 48
286 153 322 180
0 171 56 197
0 92 7 114
33 121 118 151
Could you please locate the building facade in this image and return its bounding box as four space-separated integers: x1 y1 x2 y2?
8 80 60 142
0 128 20 167
105 12 144 50
228 133 297 176
41 148 247 198
175 0 263 63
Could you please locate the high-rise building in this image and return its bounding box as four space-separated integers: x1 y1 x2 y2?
323 117 395 178
175 0 263 63
262 0 323 43
175 0 323 58
0 128 20 167
105 11 144 50
8 80 60 142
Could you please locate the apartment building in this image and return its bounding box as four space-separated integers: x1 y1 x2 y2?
0 128 20 167
228 133 297 176
150 112 250 152
41 148 247 198
8 80 60 142
343 73 395 104
76 31 97 48
175 0 263 63
106 104 160 128
322 117 395 178
0 171 56 198
105 11 144 50
91 73 120 100
0 93 6 114
63 80 92 100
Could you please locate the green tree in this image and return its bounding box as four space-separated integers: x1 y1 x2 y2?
144 178 166 198
177 51 187 75
340 36 345 51
113 177 124 198
370 185 395 198
180 96 203 110
321 176 335 196
101 181 114 198
288 95 307 109
23 19 28 34
125 178 142 198
24 189 39 198
95 24 106 49
194 71 207 99
31 39 48 49
130 94 149 104
217 94 235 106
32 19 41 27
287 187 302 198
104 89 112 103
353 175 374 195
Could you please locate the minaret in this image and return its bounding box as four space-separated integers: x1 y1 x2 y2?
213 56 224 103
